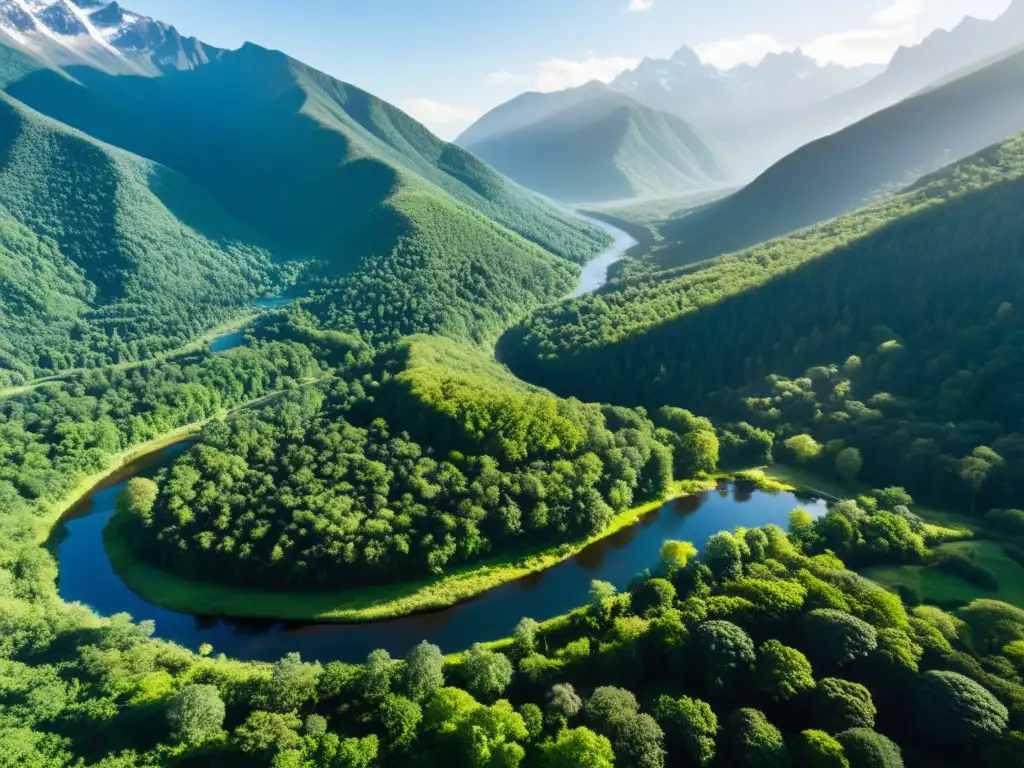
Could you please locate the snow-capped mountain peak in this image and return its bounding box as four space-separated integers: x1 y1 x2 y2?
0 0 221 75
609 44 880 126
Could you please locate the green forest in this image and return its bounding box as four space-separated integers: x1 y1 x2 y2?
5 3 1024 766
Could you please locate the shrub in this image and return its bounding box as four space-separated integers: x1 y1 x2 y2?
812 679 877 733
167 684 225 745
693 621 756 693
754 640 816 701
727 708 791 768
791 730 849 768
804 610 878 667
985 509 1024 535
913 670 1009 747
835 729 903 768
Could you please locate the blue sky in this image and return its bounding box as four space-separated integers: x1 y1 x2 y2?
125 0 1011 138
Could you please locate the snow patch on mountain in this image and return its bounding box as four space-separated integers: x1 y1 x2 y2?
0 0 221 75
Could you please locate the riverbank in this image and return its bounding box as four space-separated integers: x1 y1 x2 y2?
44 377 324 546
103 477 723 623
39 423 205 545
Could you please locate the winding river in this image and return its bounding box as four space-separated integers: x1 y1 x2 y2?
569 215 639 298
53 220 828 663
56 456 826 662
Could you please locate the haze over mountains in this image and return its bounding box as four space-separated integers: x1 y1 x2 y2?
653 45 1024 268
610 45 879 134
462 0 1024 184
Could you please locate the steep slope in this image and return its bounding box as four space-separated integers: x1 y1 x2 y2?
607 3 1024 175
866 0 1024 103
764 0 1024 173
53 42 608 264
0 89 275 382
652 48 1024 268
458 84 728 202
455 80 611 148
500 131 1024 410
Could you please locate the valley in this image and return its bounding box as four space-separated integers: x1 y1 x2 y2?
5 2 1024 767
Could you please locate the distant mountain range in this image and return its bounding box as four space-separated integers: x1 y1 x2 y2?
0 3 611 374
463 0 1024 184
457 82 730 203
610 46 880 131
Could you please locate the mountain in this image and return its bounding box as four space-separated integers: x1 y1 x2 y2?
871 0 1024 100
650 47 1024 268
607 3 1024 175
761 0 1024 175
0 14 610 378
500 129 1024 413
457 83 729 203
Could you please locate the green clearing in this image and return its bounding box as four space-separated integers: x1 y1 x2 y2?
104 478 717 623
759 465 1024 609
864 540 1024 611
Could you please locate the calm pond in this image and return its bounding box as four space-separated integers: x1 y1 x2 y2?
55 443 827 663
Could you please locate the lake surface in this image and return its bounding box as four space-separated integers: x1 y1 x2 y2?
570 215 639 298
209 296 294 353
209 331 244 353
55 444 827 663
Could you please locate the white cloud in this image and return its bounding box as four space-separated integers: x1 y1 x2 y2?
404 98 480 125
802 26 918 66
695 34 788 69
534 56 640 92
403 98 482 139
871 0 924 26
487 70 527 85
628 0 654 11
689 0 1013 71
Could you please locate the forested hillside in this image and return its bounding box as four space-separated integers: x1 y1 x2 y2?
0 90 276 384
301 187 578 345
55 42 608 264
0 37 609 379
120 334 707 590
459 85 729 203
652 48 1024 268
501 131 1024 512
